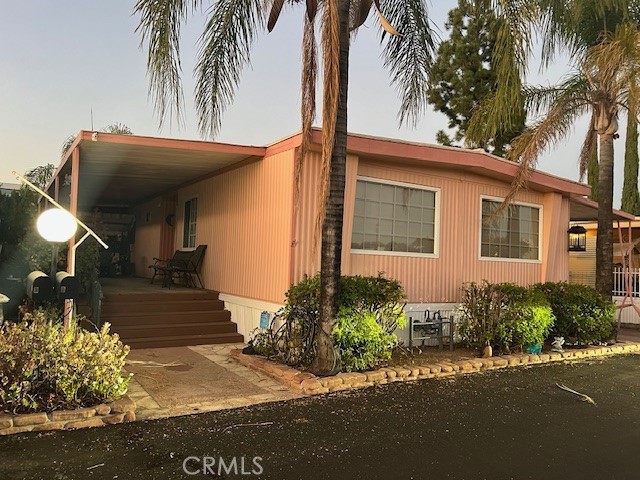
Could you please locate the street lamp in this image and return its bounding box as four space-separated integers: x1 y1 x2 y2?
12 171 108 328
37 208 77 242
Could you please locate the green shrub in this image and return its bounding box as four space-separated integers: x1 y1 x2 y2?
333 304 406 372
0 308 131 414
533 282 616 345
458 282 554 353
251 273 406 371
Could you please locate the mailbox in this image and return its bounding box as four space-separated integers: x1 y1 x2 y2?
55 272 80 300
26 271 54 302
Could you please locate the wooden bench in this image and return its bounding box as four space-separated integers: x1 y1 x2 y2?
148 245 207 288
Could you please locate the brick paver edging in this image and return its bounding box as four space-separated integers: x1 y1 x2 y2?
0 395 136 436
230 342 640 396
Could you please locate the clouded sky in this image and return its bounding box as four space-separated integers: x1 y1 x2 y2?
0 1 629 206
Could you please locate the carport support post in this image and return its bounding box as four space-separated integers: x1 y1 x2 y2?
64 148 80 329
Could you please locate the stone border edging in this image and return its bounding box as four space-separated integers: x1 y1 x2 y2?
230 342 640 396
0 395 136 436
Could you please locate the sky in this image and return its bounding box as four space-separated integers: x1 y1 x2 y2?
0 1 630 207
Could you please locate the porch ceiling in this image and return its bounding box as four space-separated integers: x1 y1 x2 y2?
66 131 266 210
569 196 635 222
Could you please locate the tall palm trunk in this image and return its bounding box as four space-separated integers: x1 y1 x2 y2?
596 133 615 298
312 0 350 376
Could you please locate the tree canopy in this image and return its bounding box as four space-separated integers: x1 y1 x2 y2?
427 0 524 156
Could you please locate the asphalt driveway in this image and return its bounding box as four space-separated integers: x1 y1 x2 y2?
1 355 639 480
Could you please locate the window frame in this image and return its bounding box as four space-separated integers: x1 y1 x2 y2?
182 196 198 250
350 176 441 258
478 195 543 263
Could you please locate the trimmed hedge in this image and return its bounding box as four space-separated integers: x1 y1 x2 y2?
533 282 616 345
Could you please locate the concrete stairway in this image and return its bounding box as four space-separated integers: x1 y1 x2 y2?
100 290 243 349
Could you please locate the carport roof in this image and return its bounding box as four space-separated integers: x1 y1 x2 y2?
569 196 635 222
50 131 265 209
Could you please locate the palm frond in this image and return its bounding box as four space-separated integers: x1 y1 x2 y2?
295 17 317 211
267 0 286 32
586 23 640 96
499 95 589 213
350 0 373 30
314 0 341 239
306 0 318 23
523 74 589 117
378 0 435 127
194 0 264 138
135 0 202 127
579 116 597 181
539 0 634 67
468 0 537 143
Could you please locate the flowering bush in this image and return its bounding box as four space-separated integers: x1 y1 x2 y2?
0 308 131 414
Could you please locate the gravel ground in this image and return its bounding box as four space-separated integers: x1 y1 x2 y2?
1 355 639 480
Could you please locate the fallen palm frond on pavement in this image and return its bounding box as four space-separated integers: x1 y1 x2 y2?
556 383 597 406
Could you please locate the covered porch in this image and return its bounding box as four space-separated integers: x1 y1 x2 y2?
46 131 265 347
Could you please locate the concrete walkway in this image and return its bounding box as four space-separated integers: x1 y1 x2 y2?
124 343 301 421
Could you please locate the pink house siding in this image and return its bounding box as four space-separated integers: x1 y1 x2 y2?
132 198 163 278
292 154 571 303
291 150 360 282
176 150 295 303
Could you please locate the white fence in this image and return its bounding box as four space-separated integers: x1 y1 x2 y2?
612 267 640 297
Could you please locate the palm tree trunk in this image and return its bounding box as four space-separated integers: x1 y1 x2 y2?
587 146 599 201
312 0 350 376
596 133 615 298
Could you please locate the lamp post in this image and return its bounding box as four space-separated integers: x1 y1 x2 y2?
12 171 108 329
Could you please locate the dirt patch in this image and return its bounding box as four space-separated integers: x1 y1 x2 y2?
124 347 266 408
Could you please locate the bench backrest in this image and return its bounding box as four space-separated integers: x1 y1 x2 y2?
169 245 207 271
168 250 196 269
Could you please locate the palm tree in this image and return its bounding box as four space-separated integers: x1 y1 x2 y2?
468 0 640 298
134 0 435 374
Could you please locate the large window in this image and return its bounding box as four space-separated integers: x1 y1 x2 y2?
480 198 540 260
351 178 438 255
183 197 197 249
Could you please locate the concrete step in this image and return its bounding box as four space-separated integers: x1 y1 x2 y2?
103 310 231 326
115 321 239 339
122 332 244 349
101 299 225 315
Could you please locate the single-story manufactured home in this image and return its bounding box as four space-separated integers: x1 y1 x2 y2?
45 129 629 346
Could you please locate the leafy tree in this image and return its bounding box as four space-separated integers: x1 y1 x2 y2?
134 0 435 374
0 164 55 275
101 123 133 135
468 0 640 297
427 0 524 155
621 115 640 214
24 164 55 191
61 123 133 158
